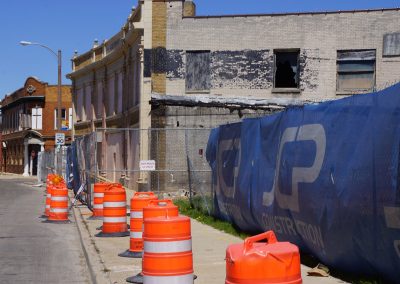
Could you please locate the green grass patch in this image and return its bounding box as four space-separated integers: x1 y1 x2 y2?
174 198 250 239
174 198 388 284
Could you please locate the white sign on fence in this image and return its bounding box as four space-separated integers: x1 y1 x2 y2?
55 133 65 145
139 160 156 171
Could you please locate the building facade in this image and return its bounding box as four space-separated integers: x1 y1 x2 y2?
1 77 72 175
68 0 400 190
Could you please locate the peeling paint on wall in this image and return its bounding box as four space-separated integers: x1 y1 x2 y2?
299 49 319 91
211 50 273 89
162 49 319 91
164 49 274 89
166 50 185 79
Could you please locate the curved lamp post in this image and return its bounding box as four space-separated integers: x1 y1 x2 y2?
20 41 63 176
20 41 62 131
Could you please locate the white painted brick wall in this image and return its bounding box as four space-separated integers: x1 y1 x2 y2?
166 3 400 101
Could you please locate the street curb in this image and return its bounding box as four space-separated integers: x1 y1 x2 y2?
71 196 110 284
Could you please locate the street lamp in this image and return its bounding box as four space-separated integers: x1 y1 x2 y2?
20 41 63 176
20 41 62 131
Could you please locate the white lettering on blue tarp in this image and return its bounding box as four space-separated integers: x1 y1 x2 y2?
263 124 326 212
261 213 325 251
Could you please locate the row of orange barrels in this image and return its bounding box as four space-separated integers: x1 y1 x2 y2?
44 174 69 223
91 182 303 284
44 176 303 284
92 182 193 284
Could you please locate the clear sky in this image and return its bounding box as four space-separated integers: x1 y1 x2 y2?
0 0 399 99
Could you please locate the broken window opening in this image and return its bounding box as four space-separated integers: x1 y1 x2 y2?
274 50 300 89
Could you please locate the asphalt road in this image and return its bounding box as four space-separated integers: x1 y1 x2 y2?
0 176 90 284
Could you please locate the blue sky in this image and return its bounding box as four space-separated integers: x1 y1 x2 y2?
0 0 399 98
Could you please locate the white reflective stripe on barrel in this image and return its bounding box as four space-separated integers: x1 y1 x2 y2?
103 217 127 223
51 208 68 213
103 202 126 207
144 239 192 253
93 204 103 209
46 194 51 198
51 196 68 201
46 205 50 209
131 211 143 219
94 193 104 198
143 274 193 284
130 231 142 239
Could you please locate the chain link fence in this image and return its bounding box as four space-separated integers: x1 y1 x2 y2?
70 128 213 215
37 146 68 183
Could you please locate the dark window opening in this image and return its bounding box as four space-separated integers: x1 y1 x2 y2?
186 51 211 92
337 50 376 93
274 51 299 88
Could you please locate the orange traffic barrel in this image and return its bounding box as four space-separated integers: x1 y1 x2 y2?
126 199 179 283
95 183 129 237
225 231 302 284
45 184 70 223
88 182 110 220
119 192 158 258
142 215 193 284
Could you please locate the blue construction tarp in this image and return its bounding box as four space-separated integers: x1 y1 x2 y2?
206 84 400 282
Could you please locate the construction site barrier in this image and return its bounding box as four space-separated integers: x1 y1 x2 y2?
119 192 158 258
207 83 400 282
225 231 301 284
96 183 129 237
143 215 193 284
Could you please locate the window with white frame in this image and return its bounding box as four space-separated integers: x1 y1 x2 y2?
32 107 43 130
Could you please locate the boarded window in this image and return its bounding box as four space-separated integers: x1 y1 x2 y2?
383 33 400 57
337 50 375 93
186 51 211 92
274 50 299 89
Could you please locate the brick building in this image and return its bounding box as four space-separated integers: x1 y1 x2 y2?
68 0 400 189
1 77 72 175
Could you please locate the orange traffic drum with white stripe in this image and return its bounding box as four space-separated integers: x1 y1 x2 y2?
48 185 69 222
119 192 158 258
91 182 110 218
98 183 129 237
225 231 302 284
143 215 193 284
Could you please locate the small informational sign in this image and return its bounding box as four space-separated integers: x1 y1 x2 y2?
139 160 156 171
55 133 65 145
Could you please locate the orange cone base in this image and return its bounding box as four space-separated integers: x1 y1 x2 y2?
102 223 128 234
42 219 71 224
226 279 301 284
95 231 129 238
92 209 103 217
48 214 69 222
118 249 143 258
87 215 103 220
126 272 143 284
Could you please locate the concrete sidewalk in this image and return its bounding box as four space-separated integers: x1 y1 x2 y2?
71 195 346 284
